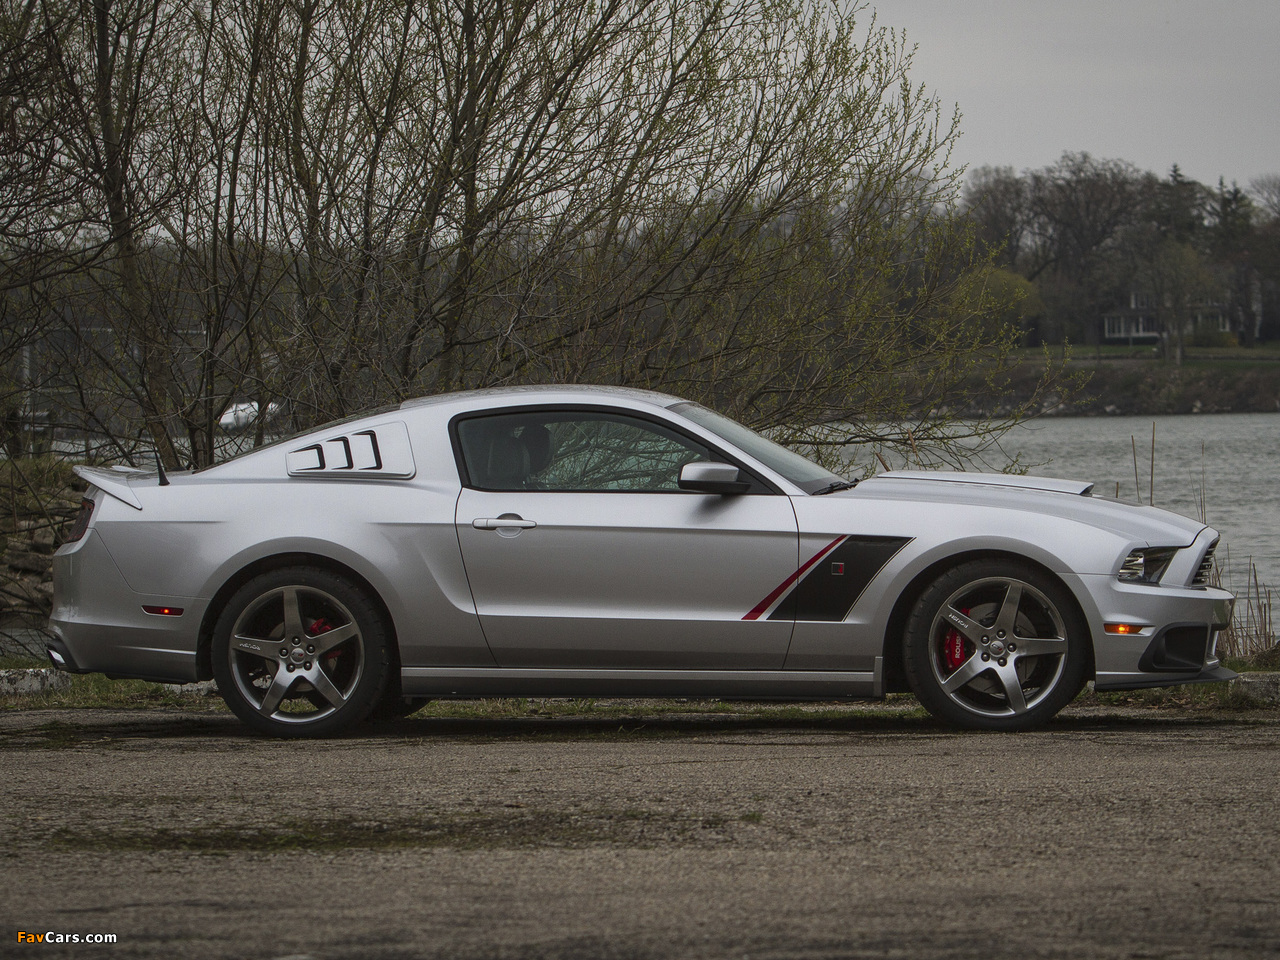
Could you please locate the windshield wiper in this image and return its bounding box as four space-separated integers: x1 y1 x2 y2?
813 479 858 495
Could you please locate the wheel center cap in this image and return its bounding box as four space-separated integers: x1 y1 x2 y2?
988 639 1007 657
290 648 307 664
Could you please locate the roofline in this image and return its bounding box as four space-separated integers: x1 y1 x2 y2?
399 384 685 411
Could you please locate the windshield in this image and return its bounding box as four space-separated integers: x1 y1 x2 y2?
669 402 842 493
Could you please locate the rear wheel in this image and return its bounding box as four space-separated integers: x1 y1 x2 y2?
212 567 391 737
903 559 1089 730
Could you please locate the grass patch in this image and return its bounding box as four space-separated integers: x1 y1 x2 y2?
4 676 1271 734
408 695 929 725
1079 680 1264 711
0 672 225 712
0 653 46 669
1225 651 1280 673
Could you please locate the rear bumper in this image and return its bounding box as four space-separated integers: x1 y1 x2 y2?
49 530 205 684
44 635 88 673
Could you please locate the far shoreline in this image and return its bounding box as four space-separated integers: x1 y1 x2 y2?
956 349 1280 419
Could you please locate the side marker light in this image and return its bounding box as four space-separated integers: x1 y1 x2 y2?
1104 623 1145 635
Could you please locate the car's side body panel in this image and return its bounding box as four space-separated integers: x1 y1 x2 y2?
785 489 1119 673
54 473 495 677
49 521 208 681
48 385 1237 731
456 488 799 669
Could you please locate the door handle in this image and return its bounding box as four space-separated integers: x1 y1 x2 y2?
472 517 538 530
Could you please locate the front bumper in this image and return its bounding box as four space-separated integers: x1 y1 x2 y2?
1076 570 1236 691
1095 661 1238 691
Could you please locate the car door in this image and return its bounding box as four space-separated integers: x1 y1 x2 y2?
452 407 799 670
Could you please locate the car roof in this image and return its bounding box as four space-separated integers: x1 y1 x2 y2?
187 385 696 483
399 384 685 412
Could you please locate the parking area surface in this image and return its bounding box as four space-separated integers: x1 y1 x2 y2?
3 705 1280 959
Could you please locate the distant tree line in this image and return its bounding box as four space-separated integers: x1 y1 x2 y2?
963 154 1280 357
1 0 1067 472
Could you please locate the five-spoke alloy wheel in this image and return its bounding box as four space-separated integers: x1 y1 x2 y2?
904 560 1088 730
212 567 391 737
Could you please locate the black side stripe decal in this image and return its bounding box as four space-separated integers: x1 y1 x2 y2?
767 536 912 622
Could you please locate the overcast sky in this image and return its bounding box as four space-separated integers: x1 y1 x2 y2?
873 0 1280 188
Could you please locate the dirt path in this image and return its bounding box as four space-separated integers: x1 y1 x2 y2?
4 705 1279 959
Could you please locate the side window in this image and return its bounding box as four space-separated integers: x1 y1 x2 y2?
456 411 715 492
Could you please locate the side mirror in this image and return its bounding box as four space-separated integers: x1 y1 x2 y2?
678 461 751 495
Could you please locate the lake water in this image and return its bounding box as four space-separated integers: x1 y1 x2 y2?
1006 413 1279 592
26 411 1280 592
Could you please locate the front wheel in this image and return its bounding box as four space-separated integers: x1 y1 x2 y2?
212 567 392 737
903 560 1089 730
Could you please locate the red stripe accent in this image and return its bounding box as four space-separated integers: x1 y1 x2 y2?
743 535 848 620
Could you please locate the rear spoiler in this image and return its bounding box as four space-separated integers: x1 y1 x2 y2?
73 466 144 510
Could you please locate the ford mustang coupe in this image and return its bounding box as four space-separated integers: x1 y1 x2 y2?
49 386 1235 736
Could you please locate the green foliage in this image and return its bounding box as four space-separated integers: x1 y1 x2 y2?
962 155 1280 352
978 267 1045 334
1190 329 1238 349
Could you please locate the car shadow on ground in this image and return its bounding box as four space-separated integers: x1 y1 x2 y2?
2 701 1271 749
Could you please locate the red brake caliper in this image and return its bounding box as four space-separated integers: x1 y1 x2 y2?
309 618 339 662
943 608 970 671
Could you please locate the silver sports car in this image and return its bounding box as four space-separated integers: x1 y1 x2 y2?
49 386 1235 736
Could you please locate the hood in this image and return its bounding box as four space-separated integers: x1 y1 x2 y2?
878 470 1094 496
855 470 1207 547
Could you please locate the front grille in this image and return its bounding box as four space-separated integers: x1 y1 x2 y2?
1192 539 1218 587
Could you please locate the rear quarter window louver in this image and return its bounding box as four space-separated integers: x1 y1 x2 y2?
285 421 415 479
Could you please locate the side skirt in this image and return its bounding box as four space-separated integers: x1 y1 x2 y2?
401 659 883 700
1094 663 1237 691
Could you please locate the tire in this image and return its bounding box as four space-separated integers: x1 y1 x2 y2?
903 559 1089 731
366 672 427 720
212 567 392 737
367 695 427 721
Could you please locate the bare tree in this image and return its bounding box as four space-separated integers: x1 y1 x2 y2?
6 0 1062 474
1249 174 1280 222
963 165 1027 268
1023 153 1143 284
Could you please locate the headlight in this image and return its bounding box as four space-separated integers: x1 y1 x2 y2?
1118 547 1178 583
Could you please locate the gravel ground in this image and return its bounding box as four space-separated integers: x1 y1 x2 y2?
3 703 1280 959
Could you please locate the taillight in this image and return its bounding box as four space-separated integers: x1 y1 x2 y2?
64 498 95 544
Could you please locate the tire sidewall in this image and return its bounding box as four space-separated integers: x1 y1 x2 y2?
212 566 392 737
904 559 1089 731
